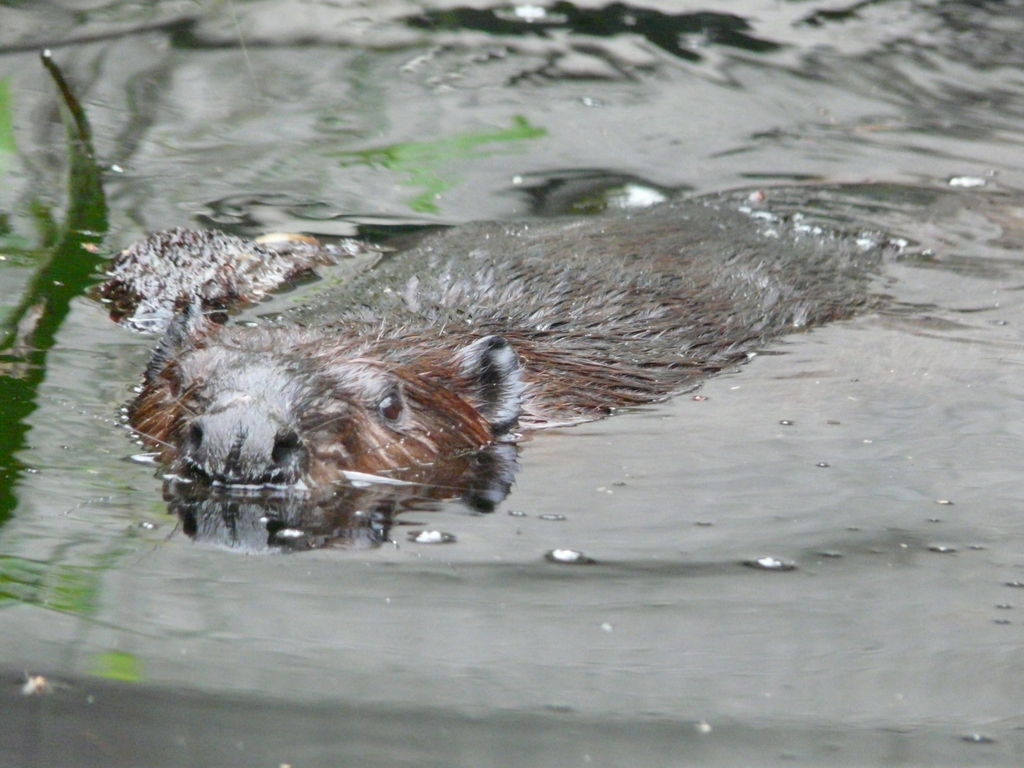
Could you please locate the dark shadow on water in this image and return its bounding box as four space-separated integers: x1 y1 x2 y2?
405 2 782 63
4 667 1022 768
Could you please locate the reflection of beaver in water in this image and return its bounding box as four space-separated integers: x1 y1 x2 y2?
110 193 890 497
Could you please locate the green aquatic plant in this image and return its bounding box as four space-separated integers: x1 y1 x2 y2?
0 52 108 526
334 116 546 213
0 79 14 163
0 554 102 615
91 651 143 683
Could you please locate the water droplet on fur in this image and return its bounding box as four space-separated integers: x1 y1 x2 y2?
744 557 796 571
545 549 595 565
410 530 456 544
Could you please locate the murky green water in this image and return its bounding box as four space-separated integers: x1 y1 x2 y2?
3 1 1024 765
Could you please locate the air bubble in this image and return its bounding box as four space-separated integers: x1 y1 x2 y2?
545 549 595 565
410 530 456 544
743 557 796 571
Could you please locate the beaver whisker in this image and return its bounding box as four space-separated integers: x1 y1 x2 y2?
119 421 178 452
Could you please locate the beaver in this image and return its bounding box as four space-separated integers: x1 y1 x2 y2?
114 191 892 507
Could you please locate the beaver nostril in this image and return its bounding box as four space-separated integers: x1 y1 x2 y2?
189 423 204 448
271 430 302 467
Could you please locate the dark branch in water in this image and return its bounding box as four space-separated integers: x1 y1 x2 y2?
40 50 94 150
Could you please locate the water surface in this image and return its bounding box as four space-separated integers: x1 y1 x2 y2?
2 1 1024 765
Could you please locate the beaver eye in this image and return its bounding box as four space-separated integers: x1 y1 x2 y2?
377 390 403 422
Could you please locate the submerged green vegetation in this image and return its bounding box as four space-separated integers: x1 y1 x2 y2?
0 55 112 610
334 116 546 213
0 554 104 615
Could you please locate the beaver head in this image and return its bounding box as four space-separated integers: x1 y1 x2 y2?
129 306 525 488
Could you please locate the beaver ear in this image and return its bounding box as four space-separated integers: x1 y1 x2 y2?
144 302 211 383
454 335 524 434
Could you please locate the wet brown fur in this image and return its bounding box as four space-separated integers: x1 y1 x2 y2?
123 194 889 489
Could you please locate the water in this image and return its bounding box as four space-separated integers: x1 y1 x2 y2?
3 1 1024 765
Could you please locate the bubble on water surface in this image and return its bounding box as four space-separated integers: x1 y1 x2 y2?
491 4 568 24
962 733 995 744
743 557 796 571
409 530 456 544
948 176 987 188
607 184 667 209
545 549 595 564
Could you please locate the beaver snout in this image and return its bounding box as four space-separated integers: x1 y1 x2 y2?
181 394 306 487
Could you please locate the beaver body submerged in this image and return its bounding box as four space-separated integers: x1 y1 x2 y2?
120 192 890 495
